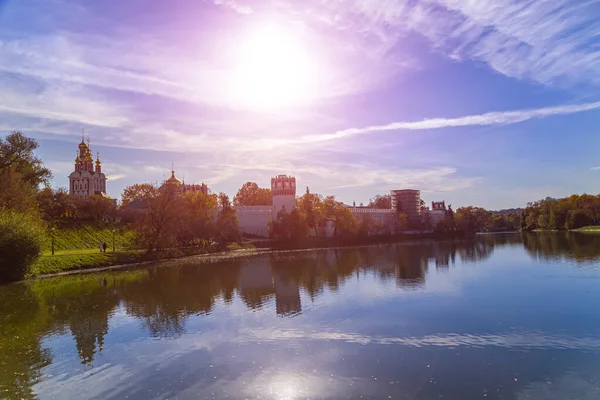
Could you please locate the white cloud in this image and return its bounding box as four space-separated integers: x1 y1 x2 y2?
106 174 125 182
256 100 600 145
213 0 253 15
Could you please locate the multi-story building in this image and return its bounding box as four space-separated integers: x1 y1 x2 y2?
69 137 107 199
390 189 421 227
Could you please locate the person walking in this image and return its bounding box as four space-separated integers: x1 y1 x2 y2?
99 242 103 253
102 242 107 253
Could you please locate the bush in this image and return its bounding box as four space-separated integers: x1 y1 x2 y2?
0 210 45 283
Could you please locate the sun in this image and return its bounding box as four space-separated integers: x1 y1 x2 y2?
229 22 319 110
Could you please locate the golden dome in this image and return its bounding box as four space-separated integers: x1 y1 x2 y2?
166 170 181 185
78 140 87 149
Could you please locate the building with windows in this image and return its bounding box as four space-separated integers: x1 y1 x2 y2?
69 137 107 199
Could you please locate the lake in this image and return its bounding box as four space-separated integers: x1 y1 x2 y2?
2 233 600 400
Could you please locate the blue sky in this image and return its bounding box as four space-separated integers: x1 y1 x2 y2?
2 0 600 209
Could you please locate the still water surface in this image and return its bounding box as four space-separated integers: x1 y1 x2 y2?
2 233 600 399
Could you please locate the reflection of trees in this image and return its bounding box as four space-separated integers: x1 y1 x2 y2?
121 261 242 338
0 235 520 396
522 232 600 263
0 284 52 400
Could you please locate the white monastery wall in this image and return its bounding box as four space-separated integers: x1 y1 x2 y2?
235 206 272 237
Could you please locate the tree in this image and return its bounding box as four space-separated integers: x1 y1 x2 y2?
548 209 557 230
456 206 492 233
269 208 307 239
121 183 156 207
0 210 44 283
0 132 51 186
565 209 592 230
0 132 51 212
216 193 241 243
320 196 358 237
368 194 391 209
137 184 183 251
177 191 218 245
74 195 117 225
395 212 408 233
357 214 374 237
446 205 455 229
395 197 404 214
36 187 76 225
297 188 322 236
520 211 528 231
233 182 272 206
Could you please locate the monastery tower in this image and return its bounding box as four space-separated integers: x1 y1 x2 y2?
271 174 296 219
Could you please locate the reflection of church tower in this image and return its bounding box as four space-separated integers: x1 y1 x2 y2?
70 314 109 366
274 270 302 317
395 246 427 288
271 175 296 219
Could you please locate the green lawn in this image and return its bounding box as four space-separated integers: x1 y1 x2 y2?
573 226 600 232
30 249 145 276
43 226 135 253
29 225 258 278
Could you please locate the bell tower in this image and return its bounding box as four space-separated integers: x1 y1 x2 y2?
271 175 296 219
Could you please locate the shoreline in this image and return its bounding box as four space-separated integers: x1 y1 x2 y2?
29 236 478 281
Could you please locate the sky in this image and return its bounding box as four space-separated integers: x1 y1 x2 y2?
2 0 600 210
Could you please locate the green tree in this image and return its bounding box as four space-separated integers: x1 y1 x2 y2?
0 132 51 212
0 210 45 283
178 191 218 245
233 182 272 206
548 209 557 230
320 196 358 237
566 209 593 230
216 193 240 243
75 194 117 225
297 188 322 236
269 208 307 239
520 211 528 231
36 187 76 224
137 184 183 251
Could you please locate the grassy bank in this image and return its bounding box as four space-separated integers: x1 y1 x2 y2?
573 226 600 232
42 226 135 253
29 243 256 277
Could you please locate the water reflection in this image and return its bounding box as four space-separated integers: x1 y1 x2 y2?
1 233 600 399
522 231 600 264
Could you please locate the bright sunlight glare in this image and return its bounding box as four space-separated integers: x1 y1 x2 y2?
229 22 319 110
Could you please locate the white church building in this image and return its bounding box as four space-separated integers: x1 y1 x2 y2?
68 137 107 199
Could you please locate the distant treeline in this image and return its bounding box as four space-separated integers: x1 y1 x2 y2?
520 194 600 231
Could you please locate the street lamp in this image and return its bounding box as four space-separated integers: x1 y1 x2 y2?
51 227 55 256
112 229 115 252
